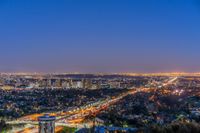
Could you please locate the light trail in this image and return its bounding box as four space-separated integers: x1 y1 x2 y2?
162 77 178 87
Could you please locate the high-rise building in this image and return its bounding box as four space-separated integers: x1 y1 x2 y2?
38 114 56 133
51 79 56 87
55 79 61 87
72 79 83 88
83 79 92 89
39 79 47 88
47 79 52 87
62 79 71 88
90 80 101 90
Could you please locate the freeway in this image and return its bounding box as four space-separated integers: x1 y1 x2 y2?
10 88 140 133
57 89 140 124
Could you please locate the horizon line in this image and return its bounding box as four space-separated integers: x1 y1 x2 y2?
1 72 200 75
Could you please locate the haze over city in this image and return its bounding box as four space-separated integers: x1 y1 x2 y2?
2 1 200 133
0 0 200 73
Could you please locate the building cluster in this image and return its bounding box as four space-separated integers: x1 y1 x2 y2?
96 77 200 128
0 74 149 90
0 87 127 120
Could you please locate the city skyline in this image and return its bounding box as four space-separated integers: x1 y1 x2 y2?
1 0 200 73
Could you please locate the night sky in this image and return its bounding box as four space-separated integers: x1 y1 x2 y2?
0 0 200 73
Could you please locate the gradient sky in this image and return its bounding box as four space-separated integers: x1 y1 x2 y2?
0 0 200 73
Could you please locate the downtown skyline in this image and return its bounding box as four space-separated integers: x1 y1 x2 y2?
0 0 200 73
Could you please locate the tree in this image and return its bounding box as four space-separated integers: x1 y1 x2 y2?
147 121 200 133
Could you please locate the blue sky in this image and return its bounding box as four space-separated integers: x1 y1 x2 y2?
0 0 200 73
